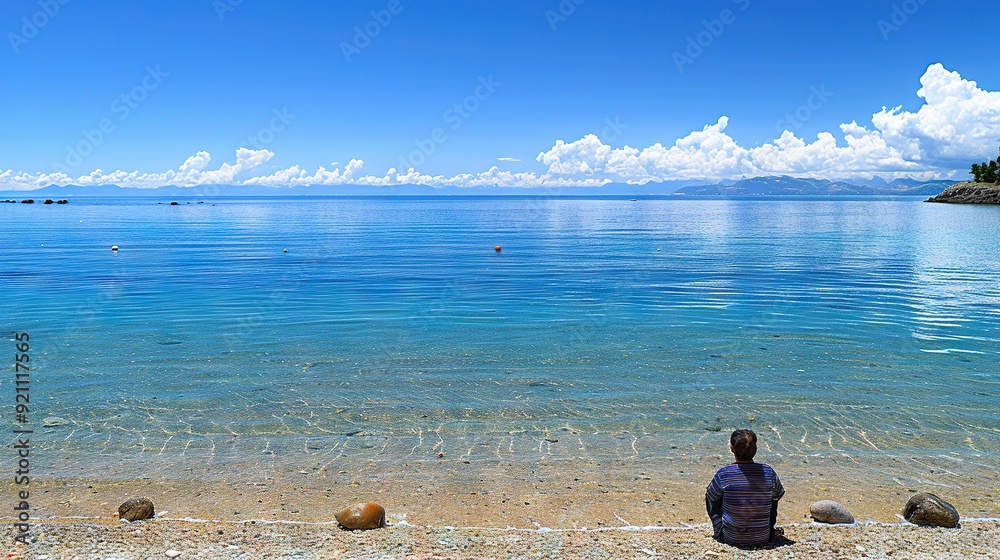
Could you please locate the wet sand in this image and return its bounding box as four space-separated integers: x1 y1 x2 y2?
9 450 1000 558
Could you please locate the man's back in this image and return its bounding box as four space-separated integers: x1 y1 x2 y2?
706 461 784 546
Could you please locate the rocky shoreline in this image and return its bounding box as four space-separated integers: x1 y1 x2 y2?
925 181 1000 204
8 461 998 559
14 518 1000 559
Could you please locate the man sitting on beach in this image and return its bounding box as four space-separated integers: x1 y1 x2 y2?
705 429 784 547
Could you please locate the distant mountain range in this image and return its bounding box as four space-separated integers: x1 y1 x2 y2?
673 176 952 196
0 176 955 198
0 183 692 198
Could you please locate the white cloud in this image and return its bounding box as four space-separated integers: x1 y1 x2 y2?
542 117 757 182
1 64 995 191
178 151 211 173
0 150 607 191
534 64 999 183
870 63 1000 167
0 149 275 190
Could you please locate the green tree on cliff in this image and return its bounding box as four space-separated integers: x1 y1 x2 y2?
971 147 1000 184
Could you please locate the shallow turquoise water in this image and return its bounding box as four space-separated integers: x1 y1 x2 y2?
2 196 999 479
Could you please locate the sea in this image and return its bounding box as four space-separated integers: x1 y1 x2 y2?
2 195 999 487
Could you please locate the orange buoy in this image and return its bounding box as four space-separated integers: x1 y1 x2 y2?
495 246 502 252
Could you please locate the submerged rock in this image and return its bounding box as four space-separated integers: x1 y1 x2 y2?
335 502 385 530
42 417 70 427
903 493 960 528
118 497 155 522
810 500 855 524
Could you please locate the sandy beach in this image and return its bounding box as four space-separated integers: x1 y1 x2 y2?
9 451 1000 558
12 518 1000 559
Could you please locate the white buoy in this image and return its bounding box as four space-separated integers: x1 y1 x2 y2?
111 245 119 252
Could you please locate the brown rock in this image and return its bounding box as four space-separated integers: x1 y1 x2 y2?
810 500 855 524
335 502 385 530
118 497 155 522
902 493 960 528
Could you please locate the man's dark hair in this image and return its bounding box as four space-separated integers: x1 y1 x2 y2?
730 429 757 461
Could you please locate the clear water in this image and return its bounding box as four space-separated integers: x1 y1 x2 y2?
2 196 999 480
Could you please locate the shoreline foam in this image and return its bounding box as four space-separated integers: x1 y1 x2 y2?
16 448 999 529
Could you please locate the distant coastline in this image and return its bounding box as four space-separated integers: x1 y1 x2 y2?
671 176 948 196
0 176 953 198
925 181 1000 204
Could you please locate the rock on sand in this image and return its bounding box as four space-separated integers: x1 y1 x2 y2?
118 497 156 522
335 502 386 530
810 500 855 524
903 493 960 528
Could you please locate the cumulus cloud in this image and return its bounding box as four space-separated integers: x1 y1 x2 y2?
1 64 996 190
871 63 1000 167
535 64 999 183
0 148 275 190
537 118 757 182
0 149 608 191
178 151 211 173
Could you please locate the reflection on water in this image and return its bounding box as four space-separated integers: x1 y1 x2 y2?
1 196 998 484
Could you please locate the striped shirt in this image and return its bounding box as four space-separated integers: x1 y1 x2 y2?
705 462 784 546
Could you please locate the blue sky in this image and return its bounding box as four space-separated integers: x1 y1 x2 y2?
2 0 998 189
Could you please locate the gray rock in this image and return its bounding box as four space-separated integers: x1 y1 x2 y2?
809 500 855 524
903 493 960 528
42 417 70 427
925 181 1000 204
118 497 155 522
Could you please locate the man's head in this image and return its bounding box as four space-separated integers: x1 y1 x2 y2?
730 429 757 461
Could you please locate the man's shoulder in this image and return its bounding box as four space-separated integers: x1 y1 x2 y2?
758 462 780 475
712 463 738 476
711 463 746 482
712 461 781 478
